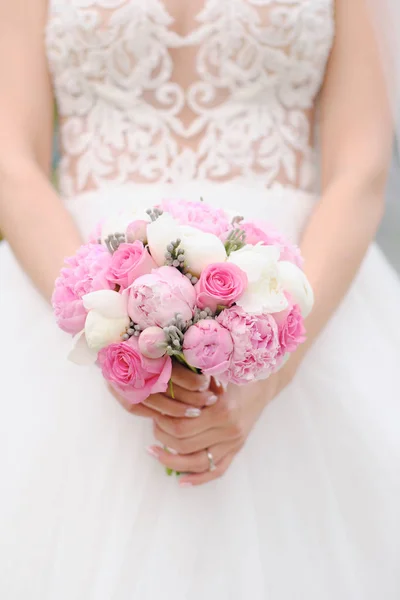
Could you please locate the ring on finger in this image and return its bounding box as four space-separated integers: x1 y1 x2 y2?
206 448 217 472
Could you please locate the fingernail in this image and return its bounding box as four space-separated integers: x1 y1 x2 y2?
166 446 178 455
198 375 211 391
214 378 228 392
179 481 193 488
206 394 218 406
185 408 201 418
146 446 161 459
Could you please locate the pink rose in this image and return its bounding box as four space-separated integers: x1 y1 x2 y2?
98 336 172 404
183 319 234 376
106 241 157 290
231 221 303 268
52 243 113 335
275 303 306 358
138 327 168 359
126 220 148 244
126 266 196 329
160 199 230 237
195 263 248 313
216 306 280 384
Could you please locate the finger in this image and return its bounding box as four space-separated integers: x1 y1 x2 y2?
154 393 237 439
153 422 235 455
108 385 157 417
143 394 202 418
171 363 210 392
146 440 239 474
166 383 218 408
210 377 228 395
179 451 237 487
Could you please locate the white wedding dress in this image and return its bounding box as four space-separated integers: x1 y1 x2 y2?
1 1 400 599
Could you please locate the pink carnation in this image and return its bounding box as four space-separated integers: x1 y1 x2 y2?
275 303 306 359
98 336 172 404
234 221 303 268
52 244 113 335
216 306 280 384
160 199 230 237
183 320 233 376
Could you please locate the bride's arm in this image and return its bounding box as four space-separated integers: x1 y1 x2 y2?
284 0 393 378
0 1 82 301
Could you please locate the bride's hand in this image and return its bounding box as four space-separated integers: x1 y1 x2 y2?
147 374 284 486
109 363 218 418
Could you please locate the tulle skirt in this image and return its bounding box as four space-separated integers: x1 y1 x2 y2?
1 182 400 600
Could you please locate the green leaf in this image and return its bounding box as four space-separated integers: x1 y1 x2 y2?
168 379 175 399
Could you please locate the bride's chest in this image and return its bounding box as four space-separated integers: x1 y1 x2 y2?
46 0 335 99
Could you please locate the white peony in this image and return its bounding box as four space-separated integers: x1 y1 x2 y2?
69 290 130 365
179 225 227 276
147 216 227 275
277 261 314 318
101 208 150 243
147 213 182 266
228 244 289 314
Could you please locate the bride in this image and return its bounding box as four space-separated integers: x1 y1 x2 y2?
1 1 400 598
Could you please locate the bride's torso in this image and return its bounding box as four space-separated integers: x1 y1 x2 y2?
46 0 335 199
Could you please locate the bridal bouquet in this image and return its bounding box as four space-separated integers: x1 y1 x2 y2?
52 199 314 403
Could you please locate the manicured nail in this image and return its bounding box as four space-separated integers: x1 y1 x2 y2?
166 446 178 455
214 378 228 392
146 446 161 459
198 376 211 391
179 481 193 488
206 394 218 406
185 408 201 418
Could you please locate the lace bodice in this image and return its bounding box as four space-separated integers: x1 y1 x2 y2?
46 0 335 198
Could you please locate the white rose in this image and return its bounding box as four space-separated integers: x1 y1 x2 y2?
277 261 314 318
179 226 227 276
101 209 150 243
68 290 130 365
228 244 289 314
147 213 181 266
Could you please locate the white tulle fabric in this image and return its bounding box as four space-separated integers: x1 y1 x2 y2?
1 2 400 599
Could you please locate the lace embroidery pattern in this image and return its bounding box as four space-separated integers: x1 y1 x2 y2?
46 0 335 197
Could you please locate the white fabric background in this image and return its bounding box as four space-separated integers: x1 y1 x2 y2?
379 157 400 272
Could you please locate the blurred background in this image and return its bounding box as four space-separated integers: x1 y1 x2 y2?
378 158 400 272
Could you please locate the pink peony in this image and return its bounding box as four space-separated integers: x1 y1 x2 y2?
52 244 113 335
232 221 303 268
195 263 248 313
183 319 234 376
106 241 157 290
138 327 168 359
275 303 306 358
98 336 172 404
126 266 196 329
160 199 231 237
216 306 280 384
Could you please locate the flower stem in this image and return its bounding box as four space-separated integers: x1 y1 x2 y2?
174 353 199 373
163 446 180 477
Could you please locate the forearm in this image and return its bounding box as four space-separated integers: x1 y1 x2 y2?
0 159 82 301
282 173 386 380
